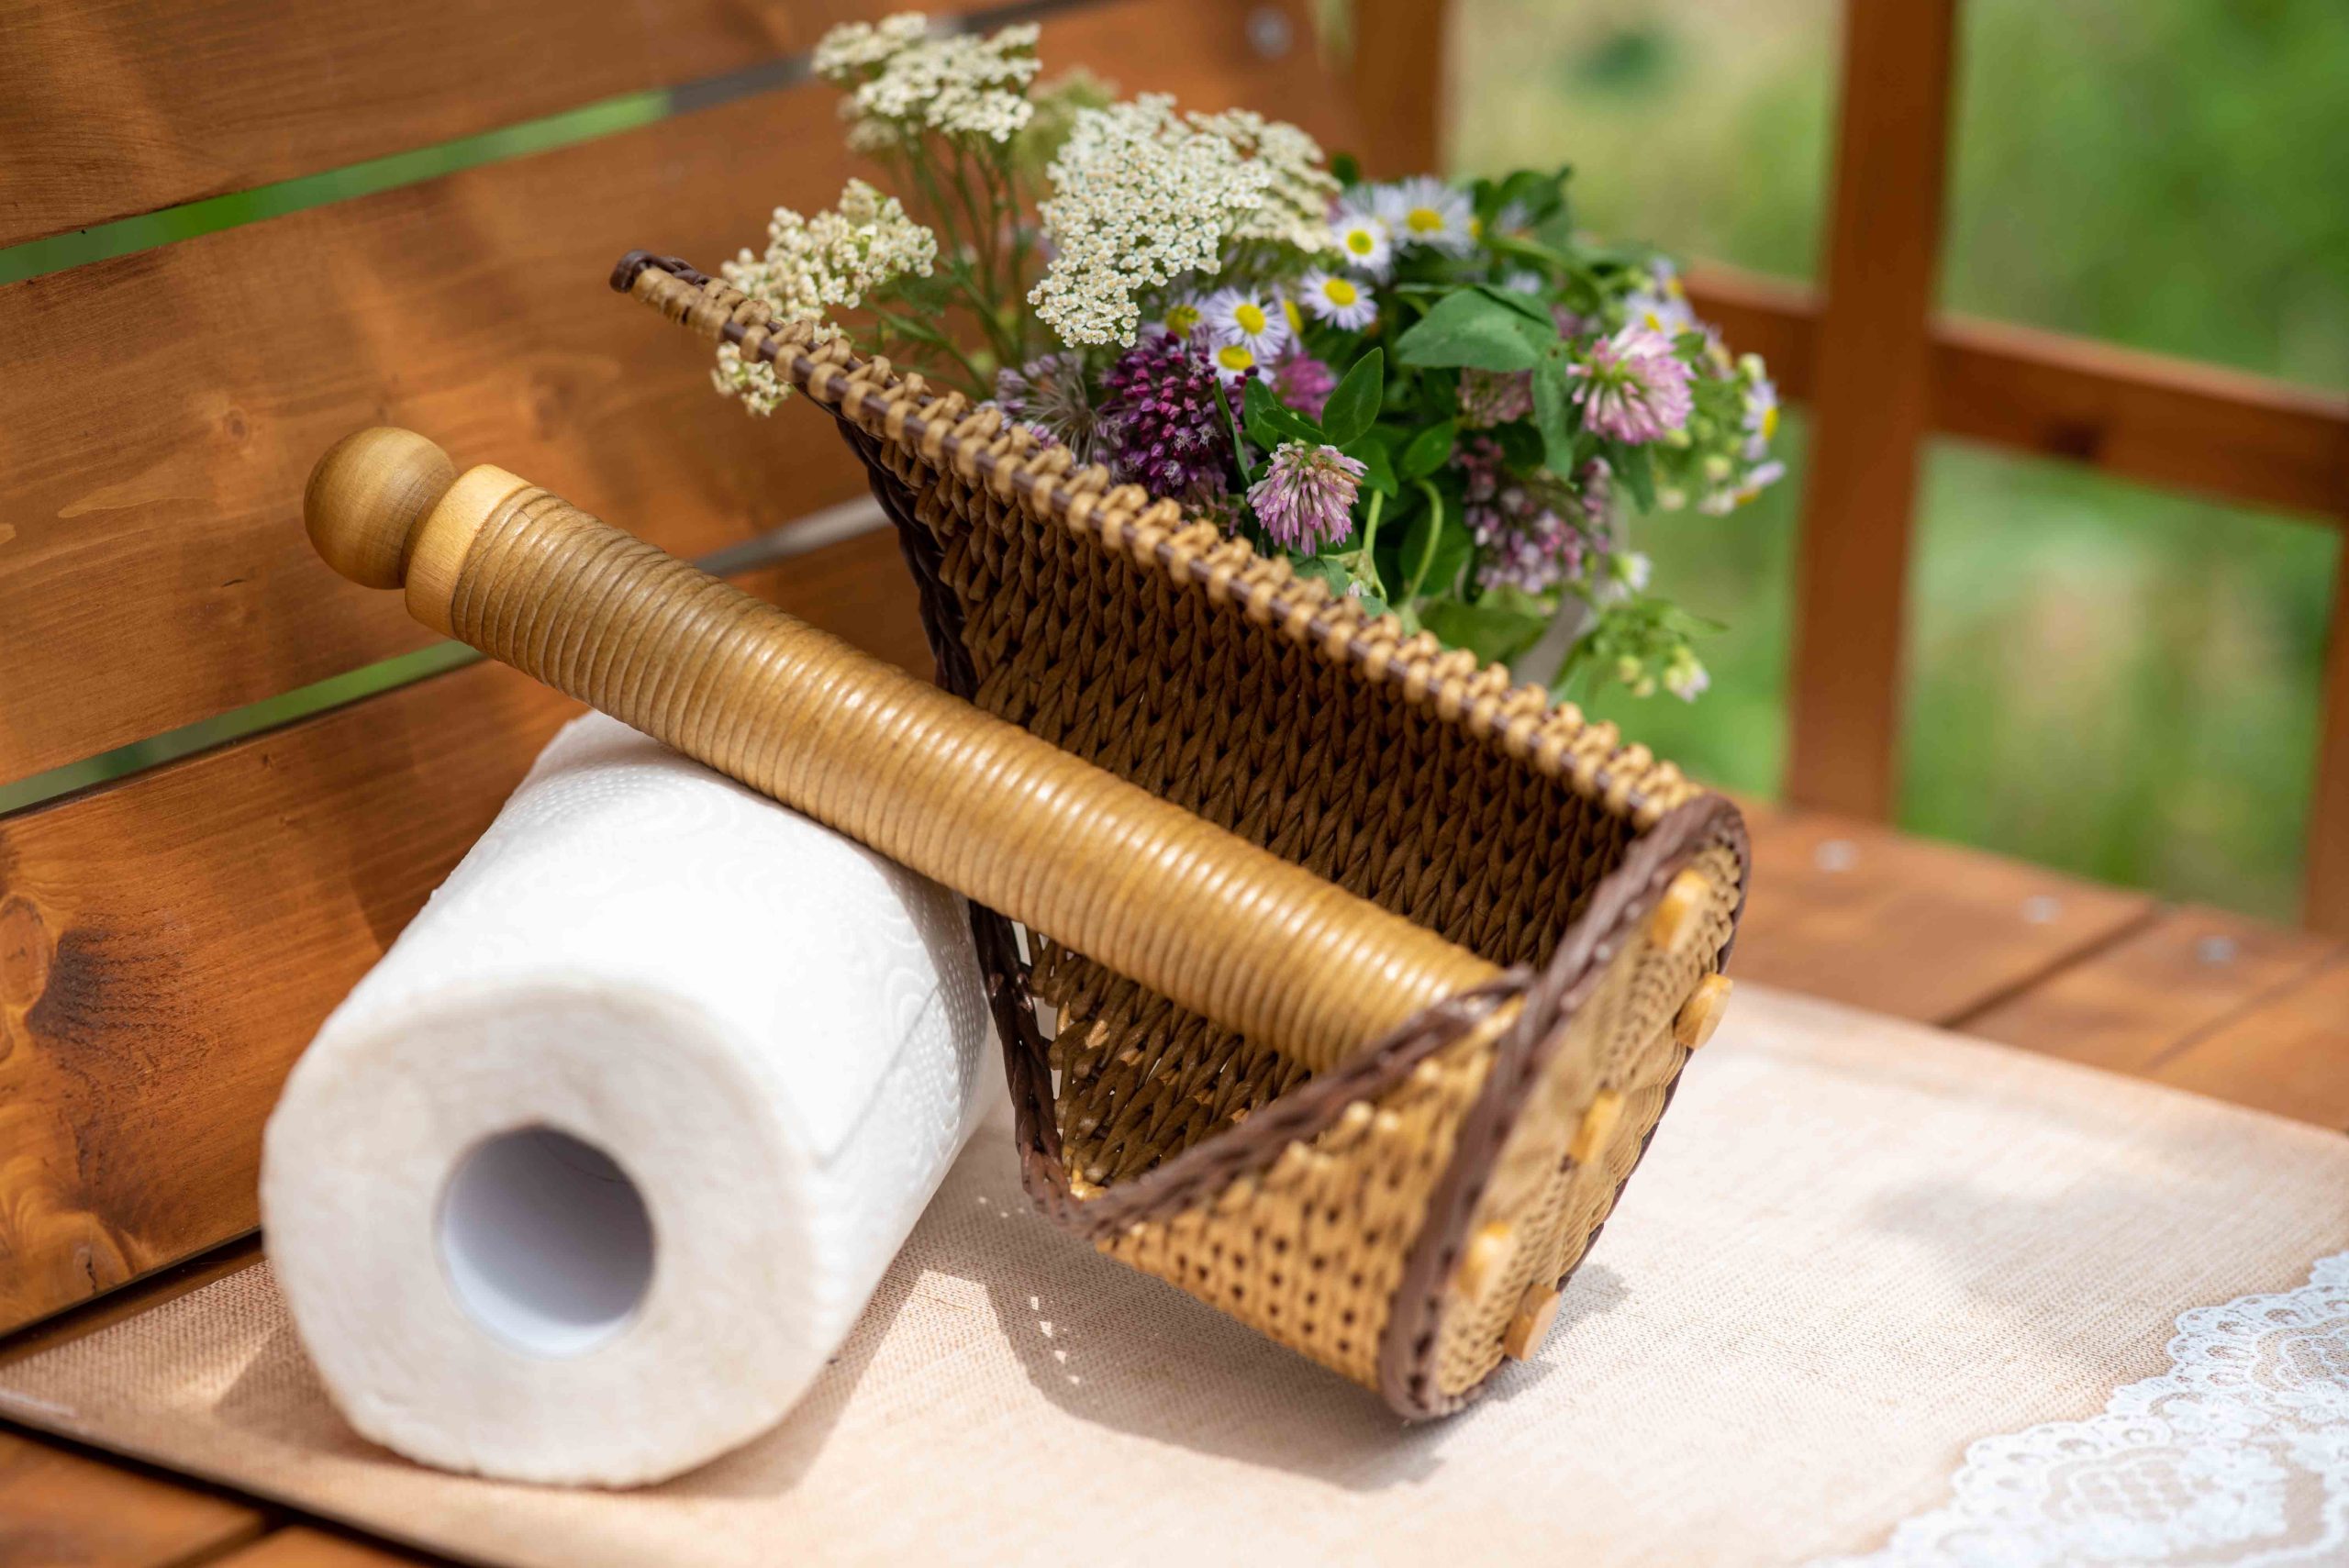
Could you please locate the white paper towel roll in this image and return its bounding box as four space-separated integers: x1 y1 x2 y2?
262 713 994 1488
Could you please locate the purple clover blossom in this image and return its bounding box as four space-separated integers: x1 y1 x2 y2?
1569 326 1695 445
1458 435 1609 595
1248 440 1365 554
1458 368 1534 428
1272 353 1338 422
1099 333 1241 502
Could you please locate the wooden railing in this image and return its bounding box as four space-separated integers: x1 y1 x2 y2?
1357 0 2349 935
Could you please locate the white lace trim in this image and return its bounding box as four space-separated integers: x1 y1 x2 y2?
1815 1251 2349 1567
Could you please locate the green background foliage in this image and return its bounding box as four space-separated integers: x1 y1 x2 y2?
1453 0 2347 920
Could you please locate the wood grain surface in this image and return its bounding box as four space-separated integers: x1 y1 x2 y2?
2149 956 2349 1129
0 533 928 1335
1965 906 2340 1075
0 0 1352 790
0 1429 262 1567
1729 801 2155 1025
0 0 978 250
212 1526 435 1568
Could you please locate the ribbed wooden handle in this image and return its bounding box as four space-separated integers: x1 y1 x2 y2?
305 428 1501 1073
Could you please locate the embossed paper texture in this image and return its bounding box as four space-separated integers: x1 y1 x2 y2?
6 986 2345 1567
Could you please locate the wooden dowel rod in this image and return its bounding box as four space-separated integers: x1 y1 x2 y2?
304 428 1503 1073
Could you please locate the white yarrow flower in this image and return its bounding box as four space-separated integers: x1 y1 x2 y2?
1187 108 1338 254
1297 269 1377 330
1200 285 1291 359
831 21 1041 148
1375 176 1475 254
1030 95 1274 346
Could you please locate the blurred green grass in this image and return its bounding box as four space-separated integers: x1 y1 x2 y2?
1453 0 2347 921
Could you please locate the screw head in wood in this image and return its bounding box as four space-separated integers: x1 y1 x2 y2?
1646 867 1710 954
1674 973 1735 1050
304 427 458 589
1503 1282 1562 1361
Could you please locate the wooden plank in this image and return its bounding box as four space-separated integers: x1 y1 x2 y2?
0 1240 261 1372
1344 0 1451 175
1933 317 2349 526
0 1429 263 1568
1780 0 1960 820
1963 906 2341 1076
2310 546 2349 937
0 0 954 250
1680 267 2349 524
1730 802 2155 1025
0 0 1356 791
0 531 929 1335
2149 957 2349 1129
213 1527 433 1567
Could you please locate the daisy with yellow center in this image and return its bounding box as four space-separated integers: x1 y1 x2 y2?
1297 268 1377 331
1210 340 1259 385
1149 296 1204 340
1200 285 1291 361
1328 190 1394 279
1375 176 1475 256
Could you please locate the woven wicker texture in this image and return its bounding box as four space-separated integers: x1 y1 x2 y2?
306 253 1750 1417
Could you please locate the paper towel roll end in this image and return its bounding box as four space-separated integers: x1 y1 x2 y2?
305 427 458 589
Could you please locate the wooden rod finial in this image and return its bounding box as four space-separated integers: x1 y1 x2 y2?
305 427 458 589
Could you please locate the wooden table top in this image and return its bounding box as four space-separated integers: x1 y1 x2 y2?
6 800 2343 1567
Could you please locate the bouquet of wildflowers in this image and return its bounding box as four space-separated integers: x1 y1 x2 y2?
713 13 1784 702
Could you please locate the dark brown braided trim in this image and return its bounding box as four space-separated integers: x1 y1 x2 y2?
1381 793 1749 1417
612 250 1753 1412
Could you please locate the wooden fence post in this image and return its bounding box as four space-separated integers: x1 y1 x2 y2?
1341 0 1450 174
1782 0 1961 818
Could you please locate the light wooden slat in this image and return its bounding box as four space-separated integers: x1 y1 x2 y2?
213 1527 431 1568
0 1240 261 1372
1730 802 2155 1025
1962 906 2341 1075
1781 0 1960 821
0 533 928 1335
0 1429 263 1568
2149 957 2349 1129
0 0 1354 792
2310 547 2349 937
0 0 944 250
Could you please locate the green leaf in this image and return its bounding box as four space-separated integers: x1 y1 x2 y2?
1532 348 1579 473
1475 284 1557 326
1617 446 1658 512
1395 291 1541 372
1319 349 1385 449
1347 432 1398 496
1242 377 1321 450
1419 599 1553 665
1331 152 1363 186
1398 417 1457 482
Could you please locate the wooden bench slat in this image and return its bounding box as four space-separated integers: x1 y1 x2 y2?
0 534 927 1336
2147 956 2349 1130
1730 802 2156 1026
0 1429 263 1568
0 0 1353 793
0 0 945 250
1964 906 2341 1077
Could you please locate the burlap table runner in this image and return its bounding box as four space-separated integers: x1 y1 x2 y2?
6 985 2343 1566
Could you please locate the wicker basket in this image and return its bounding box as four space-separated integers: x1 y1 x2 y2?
616 252 1750 1418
